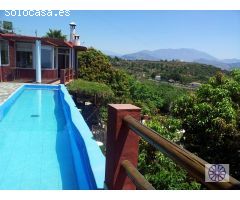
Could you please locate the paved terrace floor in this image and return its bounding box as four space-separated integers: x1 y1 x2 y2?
0 83 24 105
0 80 61 105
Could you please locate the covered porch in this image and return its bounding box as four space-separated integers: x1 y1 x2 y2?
0 34 86 83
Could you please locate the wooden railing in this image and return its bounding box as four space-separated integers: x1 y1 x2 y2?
121 160 155 190
105 104 240 190
60 68 74 84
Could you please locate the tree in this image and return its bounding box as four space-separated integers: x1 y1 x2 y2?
110 59 227 84
172 70 240 180
138 116 201 189
44 29 67 40
77 48 112 83
77 48 134 102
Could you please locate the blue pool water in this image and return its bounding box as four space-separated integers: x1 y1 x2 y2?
0 86 104 190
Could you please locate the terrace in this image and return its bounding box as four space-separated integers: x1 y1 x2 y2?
0 82 23 104
0 82 240 189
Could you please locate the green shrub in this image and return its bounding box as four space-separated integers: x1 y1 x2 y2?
77 48 112 84
172 70 240 180
138 116 201 189
67 79 114 104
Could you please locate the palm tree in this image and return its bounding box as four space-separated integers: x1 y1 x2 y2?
44 29 67 40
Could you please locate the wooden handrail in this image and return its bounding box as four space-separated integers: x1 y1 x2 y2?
121 160 155 190
123 115 240 190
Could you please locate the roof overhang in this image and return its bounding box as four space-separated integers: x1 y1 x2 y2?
0 33 75 48
0 33 40 43
74 46 87 51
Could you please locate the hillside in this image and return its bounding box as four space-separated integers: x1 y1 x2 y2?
119 48 240 69
122 48 217 61
110 57 228 84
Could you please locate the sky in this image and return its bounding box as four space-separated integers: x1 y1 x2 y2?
0 10 240 59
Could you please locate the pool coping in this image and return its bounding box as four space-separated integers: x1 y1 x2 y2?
0 83 56 105
0 83 23 106
59 84 106 189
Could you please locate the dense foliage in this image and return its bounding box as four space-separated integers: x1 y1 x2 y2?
72 48 201 189
77 48 112 84
77 48 188 114
138 116 201 189
77 48 131 102
67 79 114 104
172 70 240 179
73 48 240 189
110 57 228 84
130 80 187 114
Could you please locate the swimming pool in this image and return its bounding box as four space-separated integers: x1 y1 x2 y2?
0 84 105 190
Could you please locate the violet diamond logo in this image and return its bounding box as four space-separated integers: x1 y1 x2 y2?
205 164 229 182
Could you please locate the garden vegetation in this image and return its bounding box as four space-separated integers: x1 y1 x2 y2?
68 48 240 189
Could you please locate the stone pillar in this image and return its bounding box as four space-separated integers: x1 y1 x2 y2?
35 40 41 83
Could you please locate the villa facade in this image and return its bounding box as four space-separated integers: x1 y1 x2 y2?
0 22 86 82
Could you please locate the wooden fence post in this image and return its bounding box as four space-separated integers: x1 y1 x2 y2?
60 69 66 84
105 104 141 189
67 68 70 82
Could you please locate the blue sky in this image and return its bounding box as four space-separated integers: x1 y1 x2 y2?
1 10 239 59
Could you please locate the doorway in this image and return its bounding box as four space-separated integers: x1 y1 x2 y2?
57 48 70 78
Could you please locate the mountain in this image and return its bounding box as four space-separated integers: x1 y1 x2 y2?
121 48 240 70
122 50 158 60
193 59 229 69
100 50 122 57
228 63 240 69
222 59 240 64
122 48 217 62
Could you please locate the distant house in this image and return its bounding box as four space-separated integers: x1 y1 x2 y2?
0 22 86 82
190 82 202 88
155 75 161 81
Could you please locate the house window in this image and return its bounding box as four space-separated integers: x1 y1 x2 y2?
16 42 33 68
16 52 33 68
41 46 53 69
0 40 9 65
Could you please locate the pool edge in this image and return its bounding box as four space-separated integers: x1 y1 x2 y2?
59 84 106 190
